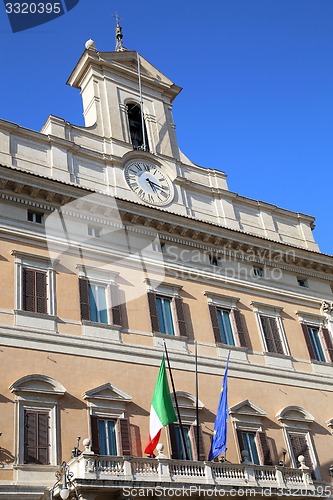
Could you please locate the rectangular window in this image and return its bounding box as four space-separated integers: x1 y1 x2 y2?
217 309 235 346
174 425 193 460
301 323 333 363
27 210 43 224
98 419 117 455
209 254 219 267
89 283 108 324
242 431 260 465
208 304 247 347
297 278 308 288
288 433 313 470
156 296 175 335
88 225 101 238
253 267 263 277
236 428 272 465
79 278 122 326
91 416 131 456
22 268 47 314
147 292 187 337
259 315 285 354
24 410 49 465
307 326 325 362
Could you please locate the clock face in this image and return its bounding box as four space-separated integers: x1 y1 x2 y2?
124 161 174 206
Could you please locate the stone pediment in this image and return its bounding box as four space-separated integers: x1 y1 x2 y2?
276 406 314 423
9 374 66 396
171 392 204 410
83 383 132 403
229 399 267 417
100 50 177 88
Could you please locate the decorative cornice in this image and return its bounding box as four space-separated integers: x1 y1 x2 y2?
1 164 333 279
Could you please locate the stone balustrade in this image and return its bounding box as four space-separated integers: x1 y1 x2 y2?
67 453 316 495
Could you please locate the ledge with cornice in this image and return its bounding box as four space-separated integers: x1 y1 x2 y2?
1 164 333 280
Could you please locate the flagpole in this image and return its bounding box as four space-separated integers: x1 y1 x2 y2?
164 342 189 460
195 340 200 460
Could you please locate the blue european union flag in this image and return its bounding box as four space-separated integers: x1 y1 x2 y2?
208 353 230 460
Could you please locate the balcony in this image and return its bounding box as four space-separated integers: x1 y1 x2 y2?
64 453 318 499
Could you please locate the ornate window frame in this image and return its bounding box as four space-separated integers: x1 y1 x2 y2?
11 251 57 331
10 375 65 468
77 265 122 341
276 406 319 479
251 301 291 368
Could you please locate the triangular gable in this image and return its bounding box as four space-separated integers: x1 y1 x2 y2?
229 399 267 417
99 50 176 87
83 383 132 403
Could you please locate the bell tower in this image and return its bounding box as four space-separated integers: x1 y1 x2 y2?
66 22 183 162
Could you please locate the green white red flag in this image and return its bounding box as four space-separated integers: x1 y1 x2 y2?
144 356 177 455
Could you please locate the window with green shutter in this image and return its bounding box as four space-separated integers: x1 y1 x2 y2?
22 268 47 314
79 278 122 326
147 292 188 337
259 315 285 354
24 410 50 465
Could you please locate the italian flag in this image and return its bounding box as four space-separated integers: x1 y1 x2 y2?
144 356 177 455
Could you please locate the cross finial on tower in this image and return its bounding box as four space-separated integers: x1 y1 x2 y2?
114 13 127 52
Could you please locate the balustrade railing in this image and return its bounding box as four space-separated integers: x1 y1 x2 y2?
68 453 315 494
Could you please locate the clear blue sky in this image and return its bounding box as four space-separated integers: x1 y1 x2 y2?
0 0 332 254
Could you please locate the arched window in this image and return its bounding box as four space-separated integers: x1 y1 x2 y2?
127 103 149 151
10 374 66 466
168 392 205 461
276 406 319 479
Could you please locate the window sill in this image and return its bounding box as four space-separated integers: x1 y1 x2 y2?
216 344 248 362
311 360 333 375
153 332 188 352
82 321 121 341
263 351 294 370
14 310 57 331
13 463 58 485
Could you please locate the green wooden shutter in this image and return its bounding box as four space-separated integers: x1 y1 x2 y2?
269 317 284 354
117 418 131 456
168 423 179 459
208 304 222 343
79 278 90 321
301 323 316 360
23 268 36 312
236 429 245 458
260 316 284 354
24 410 49 465
289 434 313 470
174 297 187 337
90 415 100 454
190 424 205 461
35 271 47 314
260 316 275 352
232 309 247 347
257 431 273 465
321 327 333 362
110 283 122 326
147 292 160 332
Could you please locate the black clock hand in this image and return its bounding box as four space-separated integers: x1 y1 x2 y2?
146 178 157 193
148 180 165 191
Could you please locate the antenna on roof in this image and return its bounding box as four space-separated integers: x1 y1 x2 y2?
114 14 127 52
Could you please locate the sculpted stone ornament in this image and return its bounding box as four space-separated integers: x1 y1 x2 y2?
321 300 333 315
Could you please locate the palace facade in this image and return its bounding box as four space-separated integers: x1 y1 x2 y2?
0 30 332 499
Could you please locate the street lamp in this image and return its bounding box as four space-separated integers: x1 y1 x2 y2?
52 461 78 500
